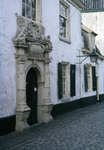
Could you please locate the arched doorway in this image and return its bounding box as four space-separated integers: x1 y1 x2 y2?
26 68 37 125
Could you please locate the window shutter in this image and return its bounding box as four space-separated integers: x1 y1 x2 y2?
58 62 63 99
84 64 88 92
92 66 96 91
70 64 76 97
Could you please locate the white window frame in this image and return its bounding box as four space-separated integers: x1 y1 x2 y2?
22 0 41 24
59 0 70 42
86 64 92 92
62 62 69 97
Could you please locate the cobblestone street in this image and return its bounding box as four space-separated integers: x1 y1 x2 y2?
0 101 104 150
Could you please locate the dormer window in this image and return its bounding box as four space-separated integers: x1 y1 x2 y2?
22 0 36 21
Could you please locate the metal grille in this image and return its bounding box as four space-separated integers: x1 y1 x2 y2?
82 0 104 10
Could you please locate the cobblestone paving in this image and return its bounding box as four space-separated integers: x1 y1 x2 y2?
0 101 104 150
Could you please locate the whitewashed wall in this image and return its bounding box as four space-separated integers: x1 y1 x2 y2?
81 12 104 55
0 0 22 118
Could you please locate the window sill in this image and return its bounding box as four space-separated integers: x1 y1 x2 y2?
61 97 70 103
22 16 37 23
59 37 71 44
87 90 93 92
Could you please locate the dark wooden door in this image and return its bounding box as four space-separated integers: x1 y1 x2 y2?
26 68 37 125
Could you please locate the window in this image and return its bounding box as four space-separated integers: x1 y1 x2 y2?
62 64 67 96
58 62 69 99
87 65 92 91
22 0 36 21
82 25 97 52
59 1 70 41
84 64 96 92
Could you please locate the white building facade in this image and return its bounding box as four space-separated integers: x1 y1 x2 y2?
81 0 104 104
0 0 104 135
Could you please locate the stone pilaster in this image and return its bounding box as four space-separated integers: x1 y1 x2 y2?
42 52 53 122
37 82 44 123
15 55 30 132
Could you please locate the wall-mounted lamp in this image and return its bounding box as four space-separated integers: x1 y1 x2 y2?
77 49 99 64
89 49 98 63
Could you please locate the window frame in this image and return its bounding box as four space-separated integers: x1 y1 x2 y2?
22 0 37 21
85 64 93 92
61 62 69 98
59 0 70 43
22 0 41 24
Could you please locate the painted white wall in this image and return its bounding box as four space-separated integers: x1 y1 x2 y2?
81 12 104 55
0 0 22 118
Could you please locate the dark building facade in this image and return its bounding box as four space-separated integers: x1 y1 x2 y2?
81 0 104 12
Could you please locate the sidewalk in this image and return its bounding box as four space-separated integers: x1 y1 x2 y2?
0 101 104 150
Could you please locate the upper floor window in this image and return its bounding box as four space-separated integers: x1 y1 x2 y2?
59 1 70 42
59 2 67 38
22 0 36 21
82 25 97 52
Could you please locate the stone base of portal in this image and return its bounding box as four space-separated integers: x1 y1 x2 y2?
42 103 53 123
15 107 30 132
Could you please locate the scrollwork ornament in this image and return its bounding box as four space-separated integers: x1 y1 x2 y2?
14 27 28 42
41 45 45 53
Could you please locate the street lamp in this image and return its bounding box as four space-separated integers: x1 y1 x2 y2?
77 48 99 64
89 49 99 63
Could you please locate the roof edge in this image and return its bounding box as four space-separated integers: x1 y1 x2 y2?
81 24 97 36
67 0 84 10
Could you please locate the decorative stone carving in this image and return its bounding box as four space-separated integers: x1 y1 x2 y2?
27 42 45 55
42 104 53 122
16 110 30 131
14 15 53 55
14 15 53 132
14 27 28 42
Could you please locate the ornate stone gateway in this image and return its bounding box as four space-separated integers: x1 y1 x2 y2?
14 16 53 132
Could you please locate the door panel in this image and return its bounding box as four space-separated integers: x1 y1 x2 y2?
26 68 37 125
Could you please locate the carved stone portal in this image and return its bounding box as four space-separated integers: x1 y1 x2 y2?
14 15 53 132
